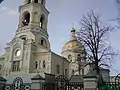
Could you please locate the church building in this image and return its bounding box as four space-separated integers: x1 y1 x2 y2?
0 0 89 79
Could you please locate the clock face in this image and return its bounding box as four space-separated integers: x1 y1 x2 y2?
15 49 21 56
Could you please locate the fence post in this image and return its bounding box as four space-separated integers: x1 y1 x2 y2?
0 76 7 90
31 74 45 90
83 76 98 90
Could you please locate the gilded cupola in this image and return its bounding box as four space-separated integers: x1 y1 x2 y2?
62 28 85 53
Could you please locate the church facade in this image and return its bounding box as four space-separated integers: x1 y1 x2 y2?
0 0 88 78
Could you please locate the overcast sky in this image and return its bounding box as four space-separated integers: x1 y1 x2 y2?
0 0 120 75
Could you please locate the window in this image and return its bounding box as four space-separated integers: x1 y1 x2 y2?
72 70 74 75
34 0 38 3
15 49 21 56
65 69 67 76
22 12 30 26
41 39 44 45
68 54 72 61
77 54 81 62
0 65 2 70
40 38 47 47
43 60 45 68
56 65 60 74
20 35 27 41
12 61 20 72
21 37 26 40
35 61 38 69
40 15 44 28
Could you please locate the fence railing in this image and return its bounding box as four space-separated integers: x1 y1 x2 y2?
99 82 120 90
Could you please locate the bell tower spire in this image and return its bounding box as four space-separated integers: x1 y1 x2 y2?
24 0 46 6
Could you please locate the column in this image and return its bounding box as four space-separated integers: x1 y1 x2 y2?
83 76 98 90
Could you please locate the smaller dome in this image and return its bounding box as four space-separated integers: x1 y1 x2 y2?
62 39 85 53
61 28 86 55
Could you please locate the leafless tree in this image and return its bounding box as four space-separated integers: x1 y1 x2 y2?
77 11 115 75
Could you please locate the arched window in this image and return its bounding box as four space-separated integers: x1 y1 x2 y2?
78 54 80 57
40 15 45 28
21 37 26 40
35 61 38 69
43 60 45 68
41 39 44 45
56 65 60 74
28 0 31 3
34 0 38 3
40 37 47 47
22 12 30 26
77 54 81 62
72 70 74 75
65 69 67 76
68 54 72 61
20 35 27 41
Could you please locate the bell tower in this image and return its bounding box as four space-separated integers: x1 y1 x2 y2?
18 0 49 32
15 0 50 50
2 0 50 75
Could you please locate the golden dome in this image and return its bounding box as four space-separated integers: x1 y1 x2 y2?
62 40 85 53
65 40 80 48
62 28 85 53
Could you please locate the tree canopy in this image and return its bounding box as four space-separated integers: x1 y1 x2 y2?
77 11 115 74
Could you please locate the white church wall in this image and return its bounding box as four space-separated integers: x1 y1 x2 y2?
30 51 51 74
51 52 69 77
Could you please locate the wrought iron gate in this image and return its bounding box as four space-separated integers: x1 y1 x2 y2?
1 77 31 90
43 75 84 90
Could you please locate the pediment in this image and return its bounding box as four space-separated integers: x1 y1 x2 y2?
6 37 24 47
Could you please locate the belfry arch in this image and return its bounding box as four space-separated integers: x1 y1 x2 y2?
40 15 45 28
22 11 30 26
34 0 38 3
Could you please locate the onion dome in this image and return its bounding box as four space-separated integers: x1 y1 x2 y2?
62 28 85 53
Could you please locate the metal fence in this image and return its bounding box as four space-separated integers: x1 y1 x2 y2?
42 75 84 90
0 77 31 90
99 82 120 90
99 73 120 90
